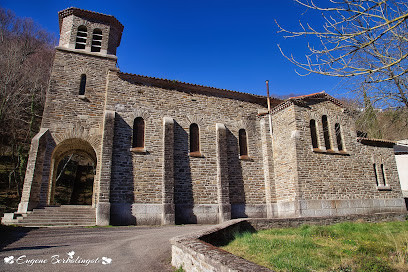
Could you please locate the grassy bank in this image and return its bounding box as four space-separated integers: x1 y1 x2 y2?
221 221 408 272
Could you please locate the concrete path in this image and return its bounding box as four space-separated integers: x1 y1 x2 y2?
0 224 211 272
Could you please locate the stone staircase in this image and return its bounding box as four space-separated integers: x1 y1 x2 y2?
1 205 96 227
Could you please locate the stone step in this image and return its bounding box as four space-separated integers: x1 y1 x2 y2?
36 209 95 211
21 215 96 220
59 205 93 207
28 215 95 218
17 219 96 223
40 205 92 208
22 213 95 217
5 205 97 227
15 222 95 227
26 214 95 217
38 208 94 211
42 205 93 208
32 206 94 211
29 211 96 215
17 220 95 226
18 218 95 223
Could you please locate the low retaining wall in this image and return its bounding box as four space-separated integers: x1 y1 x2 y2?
171 212 408 272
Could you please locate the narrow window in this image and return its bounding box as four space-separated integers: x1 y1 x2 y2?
91 28 102 52
75 25 87 49
373 164 379 186
190 123 200 154
239 129 248 157
79 74 86 95
322 115 331 150
380 164 386 186
132 117 145 149
335 123 344 151
310 119 318 149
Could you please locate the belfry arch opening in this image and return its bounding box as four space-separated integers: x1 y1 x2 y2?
48 139 97 206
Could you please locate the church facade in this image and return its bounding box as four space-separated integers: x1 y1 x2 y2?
10 8 406 225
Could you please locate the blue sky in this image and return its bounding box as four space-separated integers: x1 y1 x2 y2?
0 0 346 98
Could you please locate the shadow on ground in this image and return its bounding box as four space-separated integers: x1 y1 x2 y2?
0 225 38 251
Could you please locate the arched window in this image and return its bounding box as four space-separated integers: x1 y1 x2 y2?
79 74 86 95
239 129 248 157
189 123 200 154
91 28 102 52
132 117 145 149
373 164 379 186
322 115 331 150
335 123 344 151
380 164 387 186
75 25 87 50
309 119 318 149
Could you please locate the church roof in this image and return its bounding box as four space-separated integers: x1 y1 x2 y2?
357 137 395 148
288 92 344 107
269 91 345 115
117 72 282 107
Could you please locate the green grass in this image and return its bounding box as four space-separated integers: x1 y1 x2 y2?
173 266 184 272
221 221 408 272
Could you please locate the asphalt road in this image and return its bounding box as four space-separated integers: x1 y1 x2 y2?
0 224 210 272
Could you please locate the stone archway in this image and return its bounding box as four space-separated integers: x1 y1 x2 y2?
54 153 95 205
48 138 97 206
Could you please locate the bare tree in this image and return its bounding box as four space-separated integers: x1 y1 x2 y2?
0 7 55 195
277 0 408 108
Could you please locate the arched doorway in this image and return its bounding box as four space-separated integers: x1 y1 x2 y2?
54 153 95 205
48 139 97 206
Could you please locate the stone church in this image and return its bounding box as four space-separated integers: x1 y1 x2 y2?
3 7 406 226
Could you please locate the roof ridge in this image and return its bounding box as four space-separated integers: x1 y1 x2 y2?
288 91 326 100
117 72 276 99
357 137 396 144
58 7 124 33
289 91 344 108
269 91 346 115
60 7 118 20
116 72 282 107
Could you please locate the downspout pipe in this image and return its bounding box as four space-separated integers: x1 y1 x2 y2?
266 80 273 138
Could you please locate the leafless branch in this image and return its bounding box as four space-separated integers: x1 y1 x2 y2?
277 0 408 108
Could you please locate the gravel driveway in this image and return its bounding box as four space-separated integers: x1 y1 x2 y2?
0 224 210 272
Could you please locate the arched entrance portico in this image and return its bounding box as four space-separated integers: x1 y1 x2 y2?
48 138 97 207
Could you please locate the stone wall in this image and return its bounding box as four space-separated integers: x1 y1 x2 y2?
42 49 115 132
171 212 408 272
271 104 300 216
58 8 123 55
106 71 270 224
18 129 50 213
41 48 116 207
292 101 404 216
